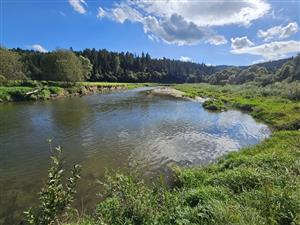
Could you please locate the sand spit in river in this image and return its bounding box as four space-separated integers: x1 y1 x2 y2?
152 87 208 103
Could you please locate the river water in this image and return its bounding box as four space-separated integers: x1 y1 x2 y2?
0 87 270 224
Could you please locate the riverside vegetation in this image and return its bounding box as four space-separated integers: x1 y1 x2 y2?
0 80 142 102
1 47 300 224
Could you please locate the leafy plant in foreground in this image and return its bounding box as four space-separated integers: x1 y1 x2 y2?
24 142 81 225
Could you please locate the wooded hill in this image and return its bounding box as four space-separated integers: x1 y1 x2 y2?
0 47 299 85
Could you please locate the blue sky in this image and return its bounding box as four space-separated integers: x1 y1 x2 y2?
1 0 300 66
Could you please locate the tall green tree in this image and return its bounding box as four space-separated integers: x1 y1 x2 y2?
42 50 88 82
0 48 26 80
79 56 93 81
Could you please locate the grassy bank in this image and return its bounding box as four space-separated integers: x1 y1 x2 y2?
0 80 143 102
63 131 299 225
19 83 300 225
175 83 300 130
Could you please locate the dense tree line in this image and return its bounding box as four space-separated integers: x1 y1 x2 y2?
0 48 92 82
252 57 292 72
0 48 27 81
0 47 213 83
78 49 214 83
206 55 300 86
0 47 299 85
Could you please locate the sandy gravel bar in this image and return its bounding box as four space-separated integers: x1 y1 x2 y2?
152 87 209 103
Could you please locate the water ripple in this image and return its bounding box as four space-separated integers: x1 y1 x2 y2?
0 87 271 222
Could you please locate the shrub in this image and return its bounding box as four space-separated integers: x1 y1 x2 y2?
203 99 226 111
49 86 65 96
38 88 51 100
25 143 81 225
21 80 42 88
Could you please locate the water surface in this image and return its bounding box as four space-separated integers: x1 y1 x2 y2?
0 87 270 223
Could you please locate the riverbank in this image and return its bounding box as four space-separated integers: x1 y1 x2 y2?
0 80 144 103
175 83 300 131
54 83 299 225
152 86 209 103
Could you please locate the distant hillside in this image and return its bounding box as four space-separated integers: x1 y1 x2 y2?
249 58 293 72
215 58 293 73
206 55 299 86
213 65 234 72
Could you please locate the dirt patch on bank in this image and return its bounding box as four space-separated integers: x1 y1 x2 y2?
152 87 209 103
152 87 185 98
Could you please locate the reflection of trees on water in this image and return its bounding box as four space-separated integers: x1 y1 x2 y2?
49 98 93 129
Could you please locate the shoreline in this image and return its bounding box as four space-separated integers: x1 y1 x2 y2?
152 86 209 103
0 81 142 103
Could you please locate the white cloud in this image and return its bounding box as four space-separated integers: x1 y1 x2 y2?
206 35 228 46
231 40 300 60
252 59 268 64
98 1 264 46
147 34 159 42
179 56 192 62
142 14 227 46
129 0 270 27
31 44 48 53
68 0 87 14
99 3 143 23
257 22 299 41
97 7 106 18
231 36 254 49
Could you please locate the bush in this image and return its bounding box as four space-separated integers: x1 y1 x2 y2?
38 88 51 100
4 80 23 87
25 143 81 225
49 86 65 96
21 80 42 88
203 99 226 111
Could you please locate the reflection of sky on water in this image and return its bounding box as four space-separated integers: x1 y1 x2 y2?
0 87 271 223
0 87 271 178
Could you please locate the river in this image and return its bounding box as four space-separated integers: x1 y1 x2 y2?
0 87 270 224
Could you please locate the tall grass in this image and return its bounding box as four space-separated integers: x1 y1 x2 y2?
175 83 300 130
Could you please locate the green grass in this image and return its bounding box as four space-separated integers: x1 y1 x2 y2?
202 99 226 111
78 82 128 87
0 86 34 101
175 83 300 130
0 80 145 102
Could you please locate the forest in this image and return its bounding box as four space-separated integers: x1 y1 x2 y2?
1 47 299 85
